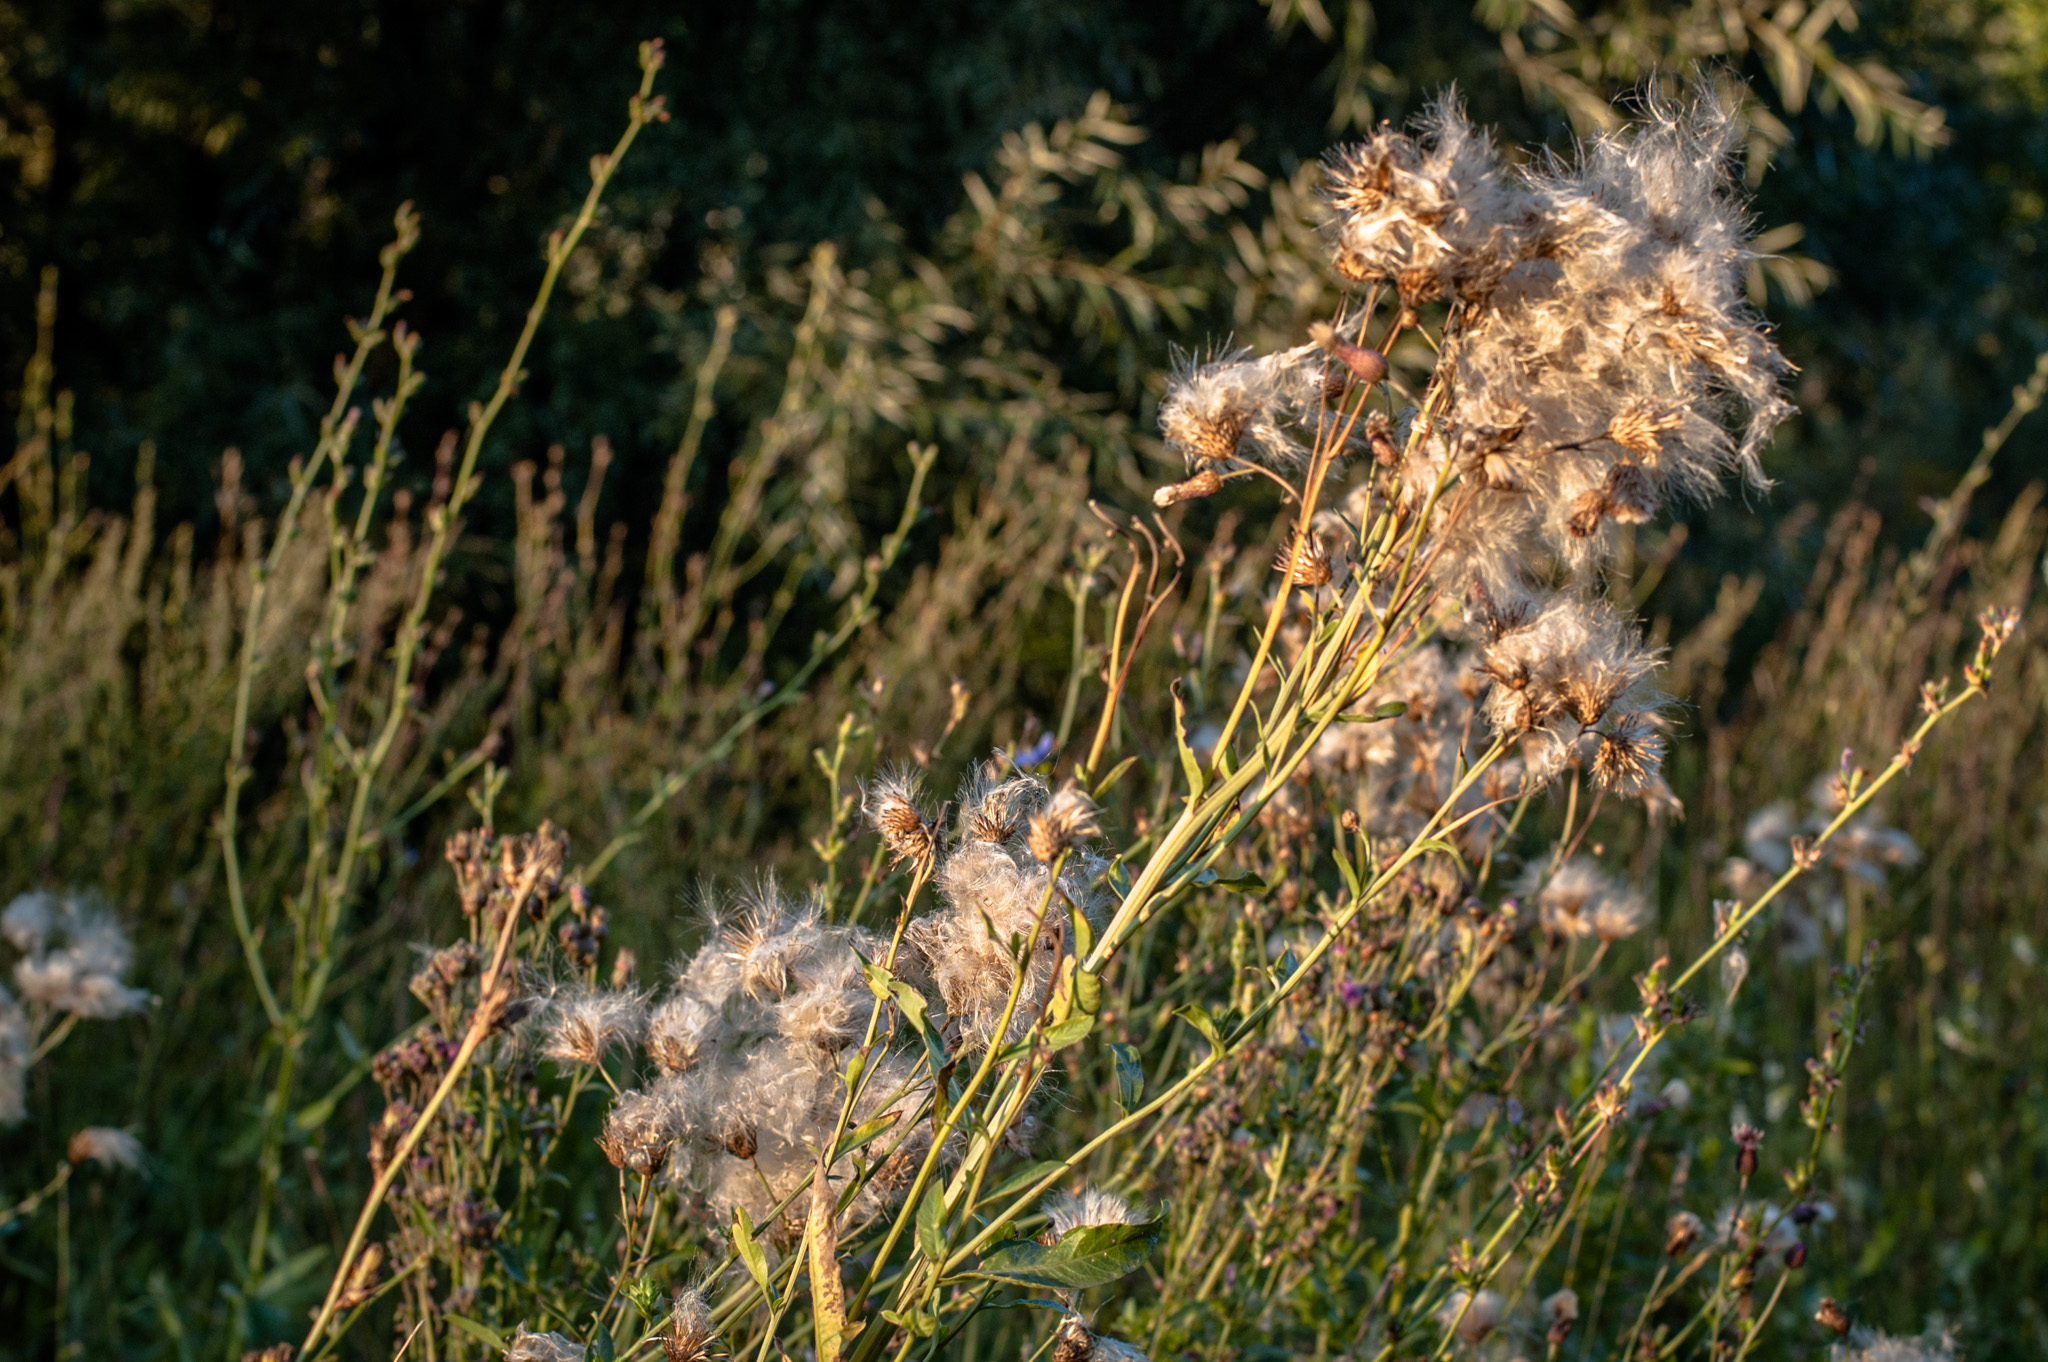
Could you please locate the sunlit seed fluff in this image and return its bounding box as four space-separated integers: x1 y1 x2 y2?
599 1088 682 1175
1052 1316 1151 1362
1434 1288 1505 1344
720 889 824 1000
1 892 53 954
660 1289 719 1362
1044 1187 1144 1236
1027 784 1103 865
1322 96 1534 304
645 994 719 1075
1158 345 1325 472
1592 713 1668 797
1665 1209 1705 1256
957 767 1043 846
8 893 152 1019
540 986 646 1068
504 1327 588 1362
66 1126 144 1170
1544 1287 1580 1343
863 769 937 874
1828 1329 1960 1362
1516 857 1642 942
1479 594 1659 738
1370 87 1794 588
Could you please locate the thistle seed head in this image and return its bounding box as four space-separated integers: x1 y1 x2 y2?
864 769 938 875
66 1126 144 1170
1028 784 1102 865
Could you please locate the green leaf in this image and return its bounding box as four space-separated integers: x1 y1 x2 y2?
889 980 949 1073
1110 1042 1144 1112
1174 1003 1221 1053
1091 754 1141 798
445 1316 508 1353
915 1183 947 1261
624 1276 663 1322
1073 966 1102 1017
862 959 893 1000
833 1109 903 1162
972 1219 1165 1290
1195 868 1267 895
1070 904 1096 960
880 1307 939 1338
588 1321 617 1362
1333 847 1362 899
733 1207 773 1304
1041 1013 1096 1050
1171 681 1207 798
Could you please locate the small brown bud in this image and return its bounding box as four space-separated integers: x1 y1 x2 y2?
334 1242 386 1311
1567 488 1610 539
1153 467 1225 508
1601 459 1659 523
1733 1122 1764 1178
1815 1297 1851 1336
1665 1210 1704 1257
724 1122 759 1161
1783 1241 1807 1269
1308 321 1388 386
1365 411 1400 467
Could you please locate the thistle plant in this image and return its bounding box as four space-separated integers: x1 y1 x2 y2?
258 80 2027 1362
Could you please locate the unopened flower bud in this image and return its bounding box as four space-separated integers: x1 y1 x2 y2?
1308 321 1389 386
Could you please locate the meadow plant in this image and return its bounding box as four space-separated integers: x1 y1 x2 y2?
248 79 2024 1362
0 40 2039 1362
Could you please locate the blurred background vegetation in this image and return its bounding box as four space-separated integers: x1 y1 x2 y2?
0 1 2044 1357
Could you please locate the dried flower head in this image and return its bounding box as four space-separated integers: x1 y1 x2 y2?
1159 345 1324 471
1593 713 1668 797
660 1288 720 1362
1828 1330 1959 1362
646 994 719 1075
8 892 151 1019
1480 595 1659 741
1666 1209 1705 1256
1 892 53 954
1434 1288 1506 1344
66 1126 144 1170
1027 784 1103 865
1052 1316 1151 1362
540 986 646 1068
333 1242 385 1311
863 769 938 874
1544 1287 1580 1345
505 1328 588 1362
1516 858 1643 942
1044 1187 1144 1236
600 1087 684 1175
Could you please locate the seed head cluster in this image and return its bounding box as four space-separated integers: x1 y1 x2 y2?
1323 89 1792 592
3 891 152 1020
